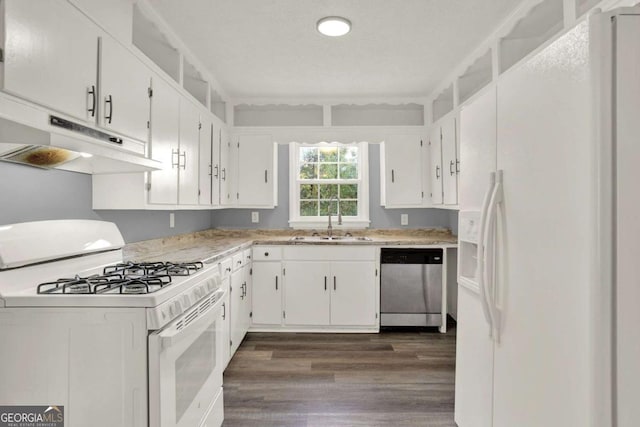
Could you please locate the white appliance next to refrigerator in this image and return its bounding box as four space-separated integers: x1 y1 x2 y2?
455 7 639 427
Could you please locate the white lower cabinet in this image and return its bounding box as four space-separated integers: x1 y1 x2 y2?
283 261 332 326
283 260 377 327
251 261 283 325
221 280 231 368
229 251 252 358
249 246 378 331
329 261 377 326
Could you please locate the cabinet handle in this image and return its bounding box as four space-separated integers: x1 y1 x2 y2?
456 159 460 174
222 302 226 320
324 276 327 291
221 168 226 181
179 152 187 169
391 169 395 183
214 165 219 179
88 85 96 117
275 276 278 291
264 252 269 257
171 149 180 168
265 169 268 183
105 94 113 124
436 165 440 179
237 260 242 265
208 164 213 177
243 282 247 297
450 160 455 176
334 276 337 291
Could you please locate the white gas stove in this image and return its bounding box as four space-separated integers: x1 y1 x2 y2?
0 220 225 427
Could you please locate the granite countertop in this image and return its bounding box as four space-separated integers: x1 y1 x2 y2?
123 228 458 264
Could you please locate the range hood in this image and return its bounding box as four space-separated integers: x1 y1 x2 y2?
0 94 162 174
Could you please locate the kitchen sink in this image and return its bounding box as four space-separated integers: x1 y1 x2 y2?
290 235 372 242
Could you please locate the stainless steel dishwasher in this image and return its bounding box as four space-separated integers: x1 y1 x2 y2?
380 248 443 327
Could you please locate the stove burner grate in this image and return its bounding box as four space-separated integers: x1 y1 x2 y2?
37 261 202 295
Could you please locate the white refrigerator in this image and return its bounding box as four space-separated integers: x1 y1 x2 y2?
454 7 639 427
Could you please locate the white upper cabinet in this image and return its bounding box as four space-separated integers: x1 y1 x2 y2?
235 134 276 208
100 35 152 142
219 127 235 206
2 0 100 122
429 125 444 205
211 122 221 206
441 116 459 205
198 117 221 207
429 115 459 207
177 98 201 205
147 74 180 205
381 135 424 207
198 117 214 206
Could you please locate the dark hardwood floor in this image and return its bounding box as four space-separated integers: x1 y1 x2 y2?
223 326 456 427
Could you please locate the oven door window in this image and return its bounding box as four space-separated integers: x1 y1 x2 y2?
175 319 216 424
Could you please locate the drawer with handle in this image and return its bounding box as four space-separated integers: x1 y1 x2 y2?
252 246 283 261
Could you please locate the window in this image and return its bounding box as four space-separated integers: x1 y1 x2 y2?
289 142 369 228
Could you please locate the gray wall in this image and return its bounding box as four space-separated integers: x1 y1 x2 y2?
211 144 454 230
0 162 212 243
0 145 458 243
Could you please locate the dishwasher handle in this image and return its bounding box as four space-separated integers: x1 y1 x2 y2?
380 248 443 264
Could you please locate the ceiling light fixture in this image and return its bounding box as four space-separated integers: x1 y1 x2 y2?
317 16 351 37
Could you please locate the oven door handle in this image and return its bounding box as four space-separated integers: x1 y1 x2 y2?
159 290 224 350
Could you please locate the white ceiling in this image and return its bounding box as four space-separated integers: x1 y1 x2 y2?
148 0 525 100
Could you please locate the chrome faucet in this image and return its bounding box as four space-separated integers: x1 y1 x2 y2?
327 196 342 238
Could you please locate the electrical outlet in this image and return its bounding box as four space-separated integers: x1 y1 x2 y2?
251 212 259 223
401 213 409 226
169 213 175 228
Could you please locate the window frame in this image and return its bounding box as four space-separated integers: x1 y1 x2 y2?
288 141 370 229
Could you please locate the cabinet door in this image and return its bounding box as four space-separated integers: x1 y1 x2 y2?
219 128 235 206
3 0 99 122
221 286 231 368
237 135 274 207
229 269 245 357
177 99 200 205
283 261 331 326
147 75 179 204
383 135 424 206
442 116 458 205
330 261 377 326
198 118 213 206
430 126 444 204
242 261 252 336
100 35 151 142
252 262 282 325
211 121 221 206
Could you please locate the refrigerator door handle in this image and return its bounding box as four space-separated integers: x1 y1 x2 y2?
477 172 496 334
483 170 503 342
